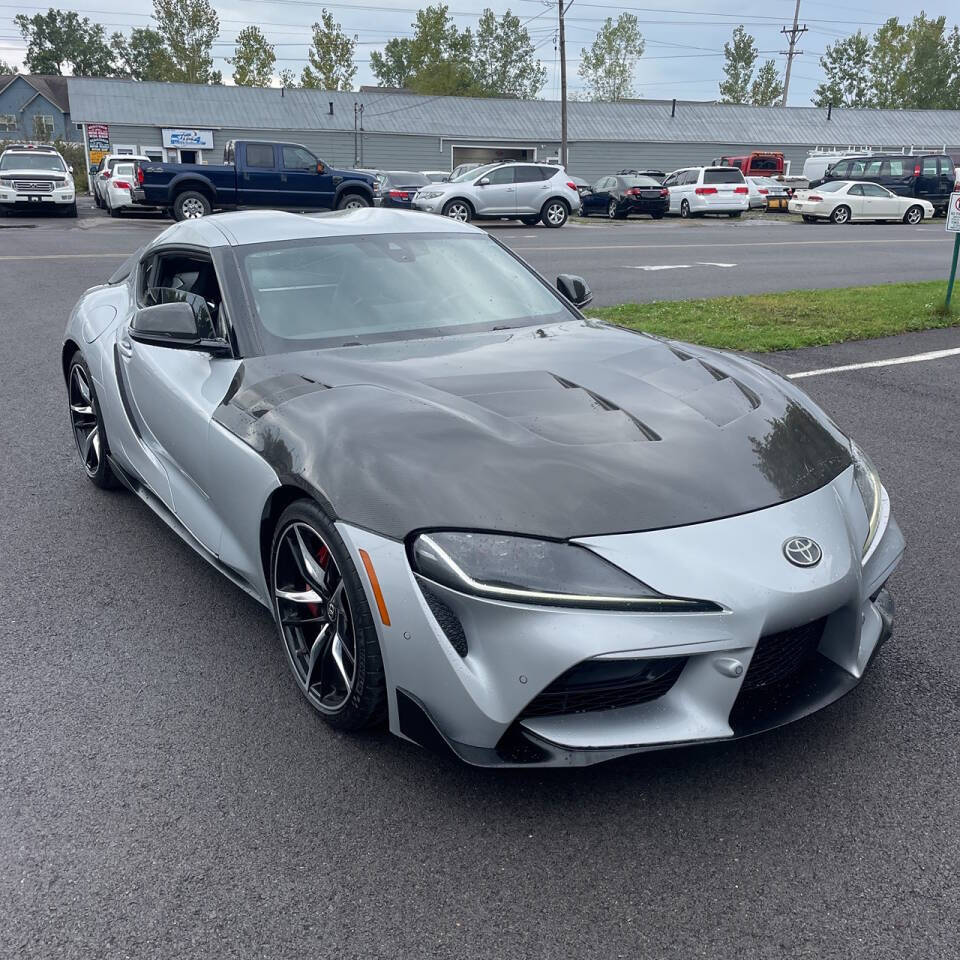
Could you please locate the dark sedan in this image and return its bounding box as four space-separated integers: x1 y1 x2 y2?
580 175 670 219
378 171 431 209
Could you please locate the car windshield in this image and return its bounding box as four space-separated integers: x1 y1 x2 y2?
113 163 135 179
385 172 430 186
240 233 574 350
0 152 64 172
451 164 490 182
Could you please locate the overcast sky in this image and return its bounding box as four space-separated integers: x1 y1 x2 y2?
1 0 954 105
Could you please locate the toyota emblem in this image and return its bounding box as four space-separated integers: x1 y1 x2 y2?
783 537 822 567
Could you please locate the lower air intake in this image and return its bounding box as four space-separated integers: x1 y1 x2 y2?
520 656 686 718
740 616 828 692
422 587 468 657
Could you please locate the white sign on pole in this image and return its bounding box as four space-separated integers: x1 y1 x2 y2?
947 192 960 233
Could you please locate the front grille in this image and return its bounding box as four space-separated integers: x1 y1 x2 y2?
520 656 686 719
13 180 54 192
741 617 828 692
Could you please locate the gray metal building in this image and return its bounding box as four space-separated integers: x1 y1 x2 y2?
67 76 960 181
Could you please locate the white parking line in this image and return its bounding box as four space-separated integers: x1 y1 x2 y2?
788 347 960 379
513 237 949 253
0 253 126 260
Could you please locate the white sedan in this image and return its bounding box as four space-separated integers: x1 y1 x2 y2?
789 180 934 225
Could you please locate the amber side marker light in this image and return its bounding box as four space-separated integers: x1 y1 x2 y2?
359 549 391 626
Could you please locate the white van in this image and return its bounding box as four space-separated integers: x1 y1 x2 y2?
662 166 750 218
801 152 873 185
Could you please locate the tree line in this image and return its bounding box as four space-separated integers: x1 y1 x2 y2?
4 2 959 110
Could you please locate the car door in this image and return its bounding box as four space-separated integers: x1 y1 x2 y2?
513 165 551 214
583 177 609 215
279 144 323 209
914 156 943 208
860 182 900 219
116 249 239 553
238 142 279 207
662 173 680 212
472 165 517 215
845 183 866 218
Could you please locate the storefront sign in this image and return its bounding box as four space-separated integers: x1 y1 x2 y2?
87 122 110 164
162 128 214 150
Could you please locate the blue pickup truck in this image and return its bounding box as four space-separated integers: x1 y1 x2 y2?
131 139 377 221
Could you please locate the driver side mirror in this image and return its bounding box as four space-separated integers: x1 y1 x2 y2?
477 177 490 186
557 274 592 308
316 161 326 174
130 302 231 356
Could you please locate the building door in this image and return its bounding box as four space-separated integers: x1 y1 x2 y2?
179 149 198 164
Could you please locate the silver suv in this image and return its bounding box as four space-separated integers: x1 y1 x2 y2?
412 162 581 227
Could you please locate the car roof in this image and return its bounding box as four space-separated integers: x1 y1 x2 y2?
149 208 480 249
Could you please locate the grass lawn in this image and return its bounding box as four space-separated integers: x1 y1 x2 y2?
588 281 959 352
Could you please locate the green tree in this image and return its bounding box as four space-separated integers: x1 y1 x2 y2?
152 0 221 84
718 25 757 104
473 8 545 98
0 59 17 74
277 68 299 88
110 27 176 81
578 13 645 101
228 25 275 87
868 17 910 108
301 9 356 90
897 14 959 109
15 9 115 76
812 31 871 107
750 59 784 106
369 37 415 88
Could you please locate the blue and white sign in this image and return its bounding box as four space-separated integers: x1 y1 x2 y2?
162 128 215 150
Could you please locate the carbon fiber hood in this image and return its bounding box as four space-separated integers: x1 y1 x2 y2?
214 320 851 539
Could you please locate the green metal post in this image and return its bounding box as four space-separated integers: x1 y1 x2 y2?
947 233 960 309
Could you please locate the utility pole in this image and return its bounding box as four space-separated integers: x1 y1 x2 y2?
558 0 569 168
779 0 807 107
353 102 358 165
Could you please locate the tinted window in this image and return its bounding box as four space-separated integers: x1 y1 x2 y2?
818 181 848 192
384 172 430 187
751 155 780 171
621 176 661 188
921 157 939 175
863 160 883 176
241 234 572 351
592 178 607 191
484 166 516 185
703 168 745 184
829 161 850 177
514 165 547 182
245 144 274 168
282 146 315 170
861 183 890 197
885 159 908 176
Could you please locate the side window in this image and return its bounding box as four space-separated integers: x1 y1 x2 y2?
484 166 516 185
830 161 849 177
863 160 883 176
662 174 677 187
245 143 275 168
885 160 906 176
592 178 606 191
140 253 226 341
922 157 939 175
848 184 865 196
514 165 546 182
282 146 316 171
686 170 699 185
862 183 888 197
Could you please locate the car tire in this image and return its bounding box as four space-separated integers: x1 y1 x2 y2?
607 200 620 220
173 190 212 221
60 203 78 218
830 205 851 225
651 212 665 220
680 199 691 219
336 192 371 210
66 350 121 490
269 498 387 732
903 205 924 225
520 215 540 225
542 198 568 228
802 215 818 223
93 190 102 209
442 199 472 223
728 211 742 218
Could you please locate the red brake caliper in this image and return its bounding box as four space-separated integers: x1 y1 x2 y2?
307 545 330 618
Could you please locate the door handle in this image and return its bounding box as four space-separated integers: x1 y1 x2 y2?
117 336 134 359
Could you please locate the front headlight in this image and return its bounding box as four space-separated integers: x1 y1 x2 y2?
851 442 882 557
417 191 443 199
410 532 718 611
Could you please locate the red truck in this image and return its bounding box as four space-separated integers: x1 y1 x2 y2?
714 152 785 177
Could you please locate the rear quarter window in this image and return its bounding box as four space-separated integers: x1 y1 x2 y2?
703 169 745 184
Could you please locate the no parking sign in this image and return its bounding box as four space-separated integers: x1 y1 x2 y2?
946 191 960 307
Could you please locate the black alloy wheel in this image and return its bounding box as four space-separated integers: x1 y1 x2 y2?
270 500 387 730
67 352 120 489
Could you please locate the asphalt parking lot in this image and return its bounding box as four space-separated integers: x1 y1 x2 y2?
2 207 959 958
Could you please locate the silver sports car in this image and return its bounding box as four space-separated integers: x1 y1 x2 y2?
63 209 904 767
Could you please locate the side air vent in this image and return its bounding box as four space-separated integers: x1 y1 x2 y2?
421 586 468 657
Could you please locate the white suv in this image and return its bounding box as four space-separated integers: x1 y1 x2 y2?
412 162 581 227
0 144 76 217
662 166 750 218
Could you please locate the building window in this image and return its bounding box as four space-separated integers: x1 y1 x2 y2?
0 114 16 132
33 115 55 140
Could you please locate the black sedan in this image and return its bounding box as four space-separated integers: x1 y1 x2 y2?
377 171 431 209
580 175 670 219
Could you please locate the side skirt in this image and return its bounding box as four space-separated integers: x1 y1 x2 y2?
107 454 270 610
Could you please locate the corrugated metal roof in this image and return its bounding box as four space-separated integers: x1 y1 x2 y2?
67 77 960 147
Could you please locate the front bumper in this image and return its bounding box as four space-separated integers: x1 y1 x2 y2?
0 188 74 207
340 466 904 767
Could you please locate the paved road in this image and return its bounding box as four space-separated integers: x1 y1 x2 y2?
1 212 958 959
2 199 953 307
